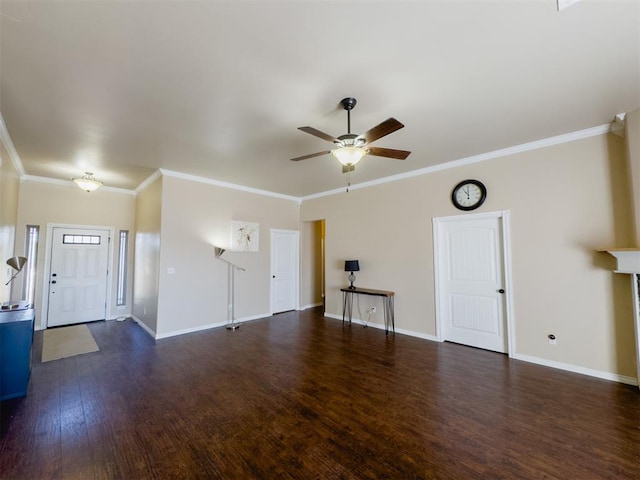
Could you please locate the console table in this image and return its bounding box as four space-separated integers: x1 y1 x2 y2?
340 287 395 335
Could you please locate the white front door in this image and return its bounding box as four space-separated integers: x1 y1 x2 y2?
271 229 299 314
47 228 110 327
434 212 511 353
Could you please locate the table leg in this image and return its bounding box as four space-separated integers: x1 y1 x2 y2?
342 291 354 325
342 291 347 324
383 297 389 335
383 296 395 335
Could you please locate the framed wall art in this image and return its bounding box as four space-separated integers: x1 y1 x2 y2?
231 221 259 252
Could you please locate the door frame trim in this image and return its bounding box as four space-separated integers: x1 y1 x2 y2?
41 223 114 330
270 228 300 314
432 210 516 357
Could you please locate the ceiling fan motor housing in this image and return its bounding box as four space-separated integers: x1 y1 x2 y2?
335 133 366 148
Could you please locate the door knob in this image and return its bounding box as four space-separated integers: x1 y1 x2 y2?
498 289 505 294
272 275 275 279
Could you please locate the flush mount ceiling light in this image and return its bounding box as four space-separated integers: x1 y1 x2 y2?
72 172 103 192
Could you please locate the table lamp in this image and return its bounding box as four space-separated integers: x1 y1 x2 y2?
344 260 359 289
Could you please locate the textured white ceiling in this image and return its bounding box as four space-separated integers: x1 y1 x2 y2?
1 0 638 197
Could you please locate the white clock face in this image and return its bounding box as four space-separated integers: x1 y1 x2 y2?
455 183 482 207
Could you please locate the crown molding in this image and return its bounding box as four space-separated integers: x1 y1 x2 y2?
557 0 581 11
2 119 615 203
158 168 300 203
21 174 135 195
0 112 26 177
135 169 163 194
300 123 613 202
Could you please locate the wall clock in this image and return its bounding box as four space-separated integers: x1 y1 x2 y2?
451 179 487 211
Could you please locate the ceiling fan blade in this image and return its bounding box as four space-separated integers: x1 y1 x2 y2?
361 118 405 144
367 146 411 160
291 151 331 162
298 126 340 144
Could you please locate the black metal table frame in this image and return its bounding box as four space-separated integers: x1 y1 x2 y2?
341 287 395 335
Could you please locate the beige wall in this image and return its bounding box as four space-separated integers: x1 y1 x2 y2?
16 181 136 329
301 133 636 379
154 175 299 337
133 176 162 333
0 143 20 302
625 108 640 245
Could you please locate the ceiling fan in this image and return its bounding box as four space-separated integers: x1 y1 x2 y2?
291 97 411 172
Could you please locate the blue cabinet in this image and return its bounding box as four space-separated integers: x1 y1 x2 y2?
0 304 35 401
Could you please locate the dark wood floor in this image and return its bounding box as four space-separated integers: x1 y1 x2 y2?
0 308 638 479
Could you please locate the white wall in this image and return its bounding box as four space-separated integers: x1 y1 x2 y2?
0 141 20 302
301 133 637 380
16 180 136 329
154 174 300 337
133 176 162 333
625 108 640 245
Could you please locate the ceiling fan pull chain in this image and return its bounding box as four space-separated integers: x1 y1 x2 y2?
346 170 351 193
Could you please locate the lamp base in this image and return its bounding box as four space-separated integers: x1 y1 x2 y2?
226 324 240 331
348 272 356 289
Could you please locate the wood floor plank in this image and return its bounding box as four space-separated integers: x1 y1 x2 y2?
0 308 638 479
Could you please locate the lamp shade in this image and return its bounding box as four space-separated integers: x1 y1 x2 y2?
344 260 360 272
5 256 27 287
332 147 367 166
6 256 27 272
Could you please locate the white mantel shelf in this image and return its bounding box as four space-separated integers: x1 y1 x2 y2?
599 248 640 274
598 249 640 389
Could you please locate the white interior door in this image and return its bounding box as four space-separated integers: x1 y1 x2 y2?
271 229 299 314
47 228 110 327
435 213 510 353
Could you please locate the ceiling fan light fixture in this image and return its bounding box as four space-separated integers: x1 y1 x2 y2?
332 146 367 166
72 172 103 192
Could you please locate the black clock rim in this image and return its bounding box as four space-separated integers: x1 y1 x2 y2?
451 179 487 211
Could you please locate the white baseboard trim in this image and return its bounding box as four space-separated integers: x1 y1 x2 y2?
324 313 636 386
513 353 638 386
240 312 272 322
324 313 439 341
154 312 272 340
131 315 157 339
299 303 323 311
134 311 637 387
155 321 227 339
393 327 439 342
